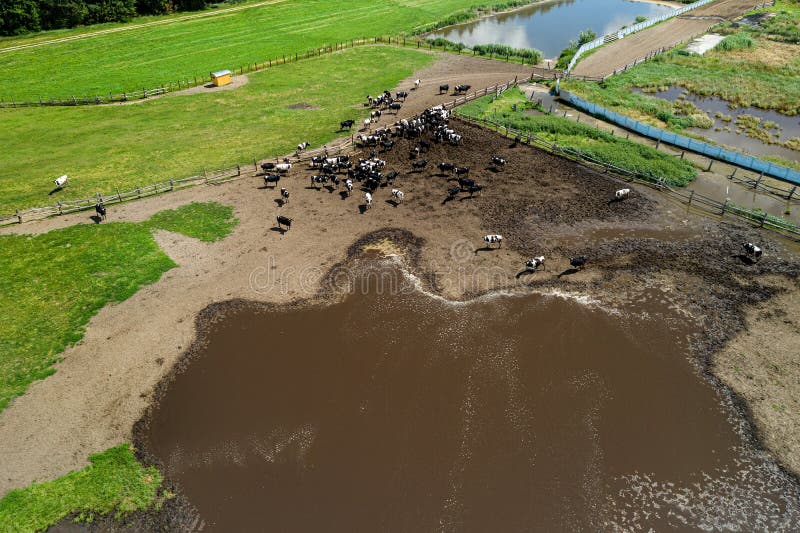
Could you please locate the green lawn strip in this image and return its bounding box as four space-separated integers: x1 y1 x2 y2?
0 46 433 214
0 202 236 412
0 0 501 98
0 444 163 533
458 88 696 186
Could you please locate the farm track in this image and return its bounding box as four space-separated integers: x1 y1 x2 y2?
572 0 767 78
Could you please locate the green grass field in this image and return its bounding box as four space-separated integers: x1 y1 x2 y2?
0 46 433 214
0 202 237 412
0 0 490 99
458 88 697 186
0 444 163 532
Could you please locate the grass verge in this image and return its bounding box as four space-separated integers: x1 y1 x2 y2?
0 46 433 214
0 444 163 533
0 201 237 412
458 88 697 186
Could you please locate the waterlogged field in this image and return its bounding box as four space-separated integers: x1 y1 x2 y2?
457 88 697 186
0 0 489 98
0 46 432 214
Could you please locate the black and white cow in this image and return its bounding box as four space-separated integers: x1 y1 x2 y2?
297 141 310 152
276 215 292 230
364 192 373 209
525 256 545 271
614 188 631 201
743 242 762 262
275 163 292 173
484 234 503 248
438 162 455 173
439 84 449 94
570 256 587 270
391 189 405 203
264 174 281 187
95 202 106 221
491 156 506 169
411 159 428 171
280 188 289 204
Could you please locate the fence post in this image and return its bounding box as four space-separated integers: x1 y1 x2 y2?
680 151 685 159
237 165 241 176
688 190 695 205
116 186 122 201
137 187 141 199
169 180 174 191
707 160 713 172
655 139 660 149
730 168 737 179
754 172 763 189
789 186 797 201
760 213 768 227
16 210 21 223
721 199 728 216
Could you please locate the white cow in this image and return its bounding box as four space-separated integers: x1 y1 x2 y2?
365 192 373 209
484 234 503 248
275 163 292 173
615 188 631 200
391 189 404 203
743 242 762 261
54 175 68 188
345 179 354 195
525 256 545 271
414 79 421 89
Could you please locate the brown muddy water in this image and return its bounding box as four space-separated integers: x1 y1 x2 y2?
141 260 800 531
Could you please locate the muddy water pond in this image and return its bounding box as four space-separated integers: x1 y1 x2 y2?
429 0 674 58
142 261 799 531
635 86 800 164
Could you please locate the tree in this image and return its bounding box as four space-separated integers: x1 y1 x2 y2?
0 0 41 35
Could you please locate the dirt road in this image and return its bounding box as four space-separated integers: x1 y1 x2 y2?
573 0 766 78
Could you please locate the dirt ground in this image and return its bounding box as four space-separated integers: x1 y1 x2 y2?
1 52 799 519
573 0 766 78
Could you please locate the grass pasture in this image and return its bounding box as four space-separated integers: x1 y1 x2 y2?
0 202 237 412
0 0 486 99
457 88 697 186
0 46 433 214
0 444 163 532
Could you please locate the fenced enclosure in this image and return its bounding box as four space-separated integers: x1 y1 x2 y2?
451 112 800 240
0 37 536 109
560 90 800 187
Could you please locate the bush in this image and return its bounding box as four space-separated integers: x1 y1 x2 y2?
715 32 755 51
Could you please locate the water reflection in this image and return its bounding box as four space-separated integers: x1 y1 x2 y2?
430 0 674 57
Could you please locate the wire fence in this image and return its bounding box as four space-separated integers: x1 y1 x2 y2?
0 36 537 108
451 112 800 240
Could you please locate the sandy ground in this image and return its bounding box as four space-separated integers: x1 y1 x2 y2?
1 52 799 513
573 0 765 77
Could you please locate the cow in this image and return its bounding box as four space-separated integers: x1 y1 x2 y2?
570 256 587 270
389 102 402 112
297 141 310 153
54 175 68 189
447 185 461 198
396 91 409 100
614 188 631 201
448 133 462 145
525 256 545 271
386 171 399 183
418 140 431 152
454 167 469 176
365 192 373 209
454 84 471 94
439 84 449 94
345 179 354 195
363 118 372 130
391 189 405 203
438 162 456 173
414 79 421 90
95 202 106 221
260 162 276 172
340 119 355 130
458 177 475 190
280 188 289 204
371 110 382 120
263 174 281 187
467 184 483 197
411 160 428 171
275 163 292 173
276 215 292 231
310 175 328 188
743 243 762 262
484 234 503 248
491 156 506 169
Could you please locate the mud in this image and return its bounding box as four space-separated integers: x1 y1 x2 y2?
136 252 800 531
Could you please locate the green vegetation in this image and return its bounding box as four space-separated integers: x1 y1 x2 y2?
634 15 648 23
457 88 697 186
555 28 596 69
0 201 237 411
0 0 527 98
423 37 543 63
715 32 755 51
755 0 800 43
0 46 432 213
0 444 163 532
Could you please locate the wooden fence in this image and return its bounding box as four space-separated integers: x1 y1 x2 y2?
452 113 800 240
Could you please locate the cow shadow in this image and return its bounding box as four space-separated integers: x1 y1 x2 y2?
515 269 535 279
90 215 103 224
441 196 456 205
557 268 580 278
259 185 276 190
270 226 288 234
386 199 399 208
474 246 496 254
274 199 285 207
48 187 65 196
339 191 349 200
358 204 369 214
325 185 336 193
458 196 476 202
733 253 759 265
305 185 321 191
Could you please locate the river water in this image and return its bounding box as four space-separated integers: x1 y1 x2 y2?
142 260 800 531
429 0 674 58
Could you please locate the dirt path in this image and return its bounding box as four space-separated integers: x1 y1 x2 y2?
572 0 766 78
